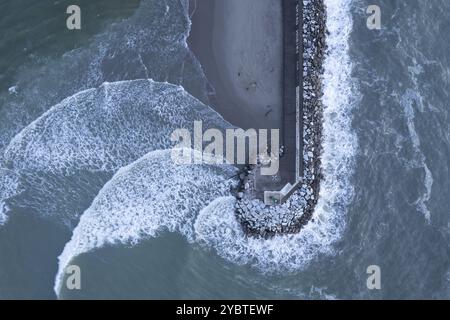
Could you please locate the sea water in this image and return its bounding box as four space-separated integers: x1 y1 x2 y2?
0 0 448 299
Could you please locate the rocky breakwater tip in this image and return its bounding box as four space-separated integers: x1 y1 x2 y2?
233 0 326 238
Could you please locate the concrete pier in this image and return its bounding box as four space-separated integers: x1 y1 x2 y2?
256 0 303 205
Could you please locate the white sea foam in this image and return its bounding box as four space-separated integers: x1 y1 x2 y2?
54 148 238 294
4 79 229 173
398 59 433 223
0 209 6 226
3 79 230 225
401 88 433 222
54 0 357 295
195 196 341 271
0 169 21 226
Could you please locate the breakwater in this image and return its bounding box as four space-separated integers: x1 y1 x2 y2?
234 0 326 238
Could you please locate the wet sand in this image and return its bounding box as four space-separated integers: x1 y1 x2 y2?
188 0 283 131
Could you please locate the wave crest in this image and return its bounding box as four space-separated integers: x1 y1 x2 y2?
54 148 238 294
0 0 206 160
4 79 229 173
0 169 21 225
3 80 230 225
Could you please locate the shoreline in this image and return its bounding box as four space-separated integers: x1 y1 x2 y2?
188 0 325 238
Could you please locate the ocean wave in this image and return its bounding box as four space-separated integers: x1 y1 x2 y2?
402 57 434 223
0 0 206 161
195 196 344 272
4 79 229 173
54 148 238 294
3 79 230 225
0 169 21 226
318 0 358 245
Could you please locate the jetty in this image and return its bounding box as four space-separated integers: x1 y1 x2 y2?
255 0 303 205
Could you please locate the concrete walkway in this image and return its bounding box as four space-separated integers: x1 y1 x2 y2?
255 0 303 204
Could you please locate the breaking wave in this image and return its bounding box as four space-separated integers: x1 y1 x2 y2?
3 79 230 225
54 149 238 294
0 169 21 226
0 0 209 228
4 79 229 173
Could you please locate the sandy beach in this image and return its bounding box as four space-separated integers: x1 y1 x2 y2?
188 0 283 131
